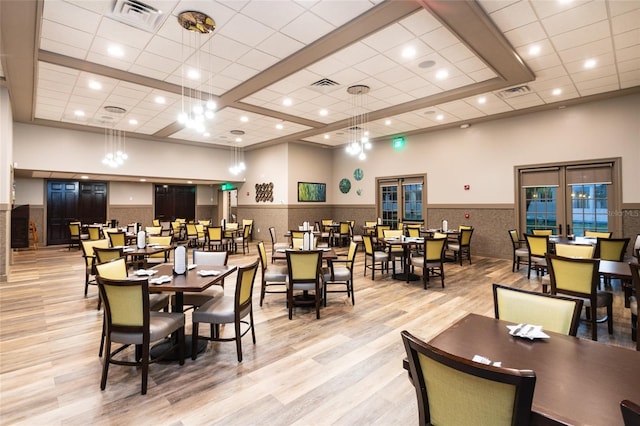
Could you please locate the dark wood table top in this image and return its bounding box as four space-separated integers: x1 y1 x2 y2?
599 260 633 279
121 244 174 257
549 235 597 246
147 263 236 293
421 313 640 426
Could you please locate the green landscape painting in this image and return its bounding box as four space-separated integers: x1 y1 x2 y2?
298 182 326 202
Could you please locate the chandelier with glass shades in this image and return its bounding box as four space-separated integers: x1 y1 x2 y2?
101 106 128 168
345 84 372 160
228 132 246 175
176 11 217 135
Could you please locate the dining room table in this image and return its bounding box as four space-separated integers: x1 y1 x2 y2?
403 313 640 425
119 243 174 269
380 236 424 281
144 262 237 359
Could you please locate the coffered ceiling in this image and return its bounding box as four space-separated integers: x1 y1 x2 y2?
1 0 638 153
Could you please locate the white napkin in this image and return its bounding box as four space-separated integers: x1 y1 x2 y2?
135 269 157 276
198 270 220 277
149 275 172 284
188 264 197 270
507 324 550 340
123 247 134 252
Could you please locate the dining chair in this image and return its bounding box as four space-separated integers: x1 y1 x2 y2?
532 229 553 236
94 246 123 264
286 250 323 320
383 229 405 275
362 235 388 280
95 257 170 356
107 231 126 247
409 237 447 289
257 242 288 306
145 235 172 266
349 222 364 249
191 259 259 362
87 226 102 240
322 241 358 306
152 219 160 227
145 226 162 236
233 224 252 254
407 226 421 238
555 243 595 258
335 221 351 247
269 227 289 262
584 230 612 238
595 237 630 261
524 233 550 280
97 275 185 395
492 284 583 336
401 330 536 426
68 221 85 250
181 250 227 311
81 238 110 306
374 224 391 249
242 219 253 241
508 229 529 272
205 226 228 252
621 399 640 426
185 223 204 248
546 253 612 341
447 227 474 266
628 262 639 351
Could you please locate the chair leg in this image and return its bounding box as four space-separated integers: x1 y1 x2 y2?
141 344 149 395
607 303 613 335
235 319 243 362
590 305 597 341
100 336 111 390
191 322 199 360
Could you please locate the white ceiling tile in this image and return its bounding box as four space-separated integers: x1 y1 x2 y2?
503 92 544 108
310 0 375 27
541 1 607 37
362 23 415 53
503 21 547 48
256 32 305 59
241 1 306 30
570 63 617 82
525 53 563 72
41 20 93 53
39 39 89 60
515 39 556 62
613 28 640 50
477 0 521 15
43 0 102 34
617 57 640 73
399 10 441 37
577 82 620 96
280 13 335 45
236 49 279 71
440 43 474 64
529 0 591 20
620 70 640 88
558 39 614 64
353 54 401 77
609 0 640 17
488 1 537 32
456 56 489 74
617 44 640 63
420 27 460 51
611 9 640 35
217 13 275 47
551 20 610 52
96 16 154 49
375 66 416 85
219 62 260 82
144 34 185 61
533 65 569 81
468 68 497 83
576 74 619 91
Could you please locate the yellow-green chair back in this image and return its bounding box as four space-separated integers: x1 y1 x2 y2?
88 226 102 240
584 230 611 238
595 237 629 261
95 258 128 280
555 243 594 259
107 231 126 247
425 237 447 262
532 229 553 236
493 284 582 336
525 234 549 258
547 254 599 295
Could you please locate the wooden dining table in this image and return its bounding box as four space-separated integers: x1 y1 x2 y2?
271 247 337 262
146 262 237 359
403 313 640 425
380 237 424 281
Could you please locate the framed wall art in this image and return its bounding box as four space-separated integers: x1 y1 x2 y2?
297 182 326 202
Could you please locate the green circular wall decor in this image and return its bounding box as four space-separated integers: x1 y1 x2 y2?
339 178 351 194
356 188 362 196
353 168 364 181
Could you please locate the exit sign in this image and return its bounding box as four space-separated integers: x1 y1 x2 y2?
221 183 234 191
392 137 405 149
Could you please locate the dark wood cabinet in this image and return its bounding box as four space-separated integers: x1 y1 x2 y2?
154 185 195 221
11 204 29 248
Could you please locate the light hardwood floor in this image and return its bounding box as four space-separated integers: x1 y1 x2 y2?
1 243 635 425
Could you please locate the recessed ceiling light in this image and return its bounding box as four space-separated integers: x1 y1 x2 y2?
107 45 124 57
460 124 470 129
235 137 242 142
552 88 562 96
436 69 449 80
129 118 138 125
528 45 541 56
140 178 146 182
275 123 284 130
203 132 210 137
74 110 85 117
323 134 330 139
319 109 328 116
584 59 597 69
240 116 249 122
436 114 444 121
418 60 436 69
89 81 102 90
401 46 416 59
283 98 292 106
80 175 89 179
187 181 193 184
385 119 391 125
155 96 166 104
187 69 200 80
478 96 487 104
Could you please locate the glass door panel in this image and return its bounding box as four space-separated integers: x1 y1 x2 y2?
568 184 609 236
380 184 398 228
524 186 561 234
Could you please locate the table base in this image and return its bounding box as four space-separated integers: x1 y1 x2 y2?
150 335 206 361
393 272 420 281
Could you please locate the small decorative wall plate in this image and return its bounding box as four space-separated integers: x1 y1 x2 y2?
339 178 351 194
353 168 364 181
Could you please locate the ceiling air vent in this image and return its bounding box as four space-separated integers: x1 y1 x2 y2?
109 0 167 33
497 85 532 99
310 78 340 94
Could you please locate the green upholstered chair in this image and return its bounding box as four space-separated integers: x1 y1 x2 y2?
97 275 185 395
409 237 447 289
401 330 536 426
257 241 288 306
191 260 259 362
546 254 612 341
492 284 583 336
322 241 358 306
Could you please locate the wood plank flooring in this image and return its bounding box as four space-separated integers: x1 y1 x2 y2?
1 244 635 425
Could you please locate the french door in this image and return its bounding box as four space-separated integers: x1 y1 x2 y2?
377 175 426 229
518 160 620 237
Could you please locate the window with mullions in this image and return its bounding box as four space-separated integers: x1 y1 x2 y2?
403 183 422 221
525 186 557 233
570 184 608 236
377 175 426 229
381 185 398 227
